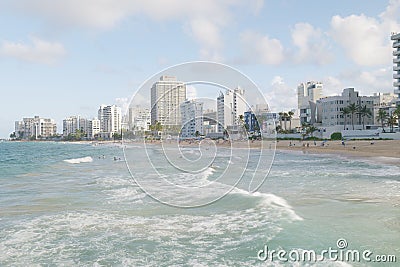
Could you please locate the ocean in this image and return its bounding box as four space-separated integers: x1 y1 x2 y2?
0 141 399 266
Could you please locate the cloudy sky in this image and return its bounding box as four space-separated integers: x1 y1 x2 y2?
1 0 399 138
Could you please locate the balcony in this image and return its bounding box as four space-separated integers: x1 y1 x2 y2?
394 57 400 64
394 41 400 48
394 73 400 79
394 50 400 56
394 66 400 71
394 81 400 87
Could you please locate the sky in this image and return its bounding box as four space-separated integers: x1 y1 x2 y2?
1 0 400 138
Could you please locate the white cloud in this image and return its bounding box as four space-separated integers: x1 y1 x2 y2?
240 31 284 65
291 22 332 65
186 85 197 100
8 0 265 61
321 76 343 96
189 18 223 61
115 97 130 116
330 2 400 67
0 36 66 64
264 76 297 111
338 67 393 94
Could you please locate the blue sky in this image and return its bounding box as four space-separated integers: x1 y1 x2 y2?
1 0 399 138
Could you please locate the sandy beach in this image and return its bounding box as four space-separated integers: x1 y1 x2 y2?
276 139 400 165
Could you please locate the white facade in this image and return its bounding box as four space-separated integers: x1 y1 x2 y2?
15 116 57 139
98 105 122 136
317 88 375 128
87 119 100 139
297 81 323 124
180 100 204 138
216 87 246 132
150 76 186 126
392 32 400 102
128 106 151 132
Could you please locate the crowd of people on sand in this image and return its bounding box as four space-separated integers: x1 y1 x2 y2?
285 138 380 151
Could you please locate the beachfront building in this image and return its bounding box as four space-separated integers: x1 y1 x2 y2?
244 111 259 133
216 87 246 133
297 81 323 125
180 100 204 138
87 119 100 139
98 104 122 138
392 32 400 104
62 116 89 136
150 76 186 127
127 106 151 133
316 88 376 128
203 109 218 136
15 116 57 139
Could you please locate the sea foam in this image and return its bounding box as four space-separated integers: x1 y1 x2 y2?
63 156 93 164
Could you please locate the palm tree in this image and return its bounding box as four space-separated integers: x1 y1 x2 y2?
358 105 372 130
305 125 318 138
341 107 350 130
283 112 288 130
387 114 397 133
377 109 388 132
287 111 294 131
347 103 358 130
278 112 283 129
393 105 400 132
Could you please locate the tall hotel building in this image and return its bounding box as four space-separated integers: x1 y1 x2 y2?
392 32 400 104
216 87 246 133
98 105 122 136
150 76 186 127
297 81 322 125
180 100 204 138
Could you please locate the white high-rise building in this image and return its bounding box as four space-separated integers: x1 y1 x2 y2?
15 116 57 139
391 32 400 104
298 81 323 124
150 76 186 127
180 100 204 138
216 87 246 133
87 119 100 139
98 105 122 136
63 116 90 137
128 106 151 132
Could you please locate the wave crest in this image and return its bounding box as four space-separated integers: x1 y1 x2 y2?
63 156 93 164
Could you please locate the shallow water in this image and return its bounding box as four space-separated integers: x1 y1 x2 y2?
0 142 399 266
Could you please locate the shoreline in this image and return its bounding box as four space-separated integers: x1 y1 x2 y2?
6 139 400 165
275 140 400 166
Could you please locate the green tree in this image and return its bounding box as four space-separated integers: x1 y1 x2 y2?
287 111 294 131
358 105 372 130
387 114 397 133
278 112 283 129
347 103 358 130
393 105 400 132
377 109 388 132
341 107 350 130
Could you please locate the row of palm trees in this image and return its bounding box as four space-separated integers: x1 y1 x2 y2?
341 103 373 130
278 111 295 132
377 106 400 133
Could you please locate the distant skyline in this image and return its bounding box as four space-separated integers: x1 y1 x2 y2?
1 0 400 138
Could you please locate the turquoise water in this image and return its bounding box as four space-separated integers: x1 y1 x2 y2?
0 142 399 266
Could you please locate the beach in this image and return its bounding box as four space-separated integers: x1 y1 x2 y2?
275 139 400 164
142 138 400 164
